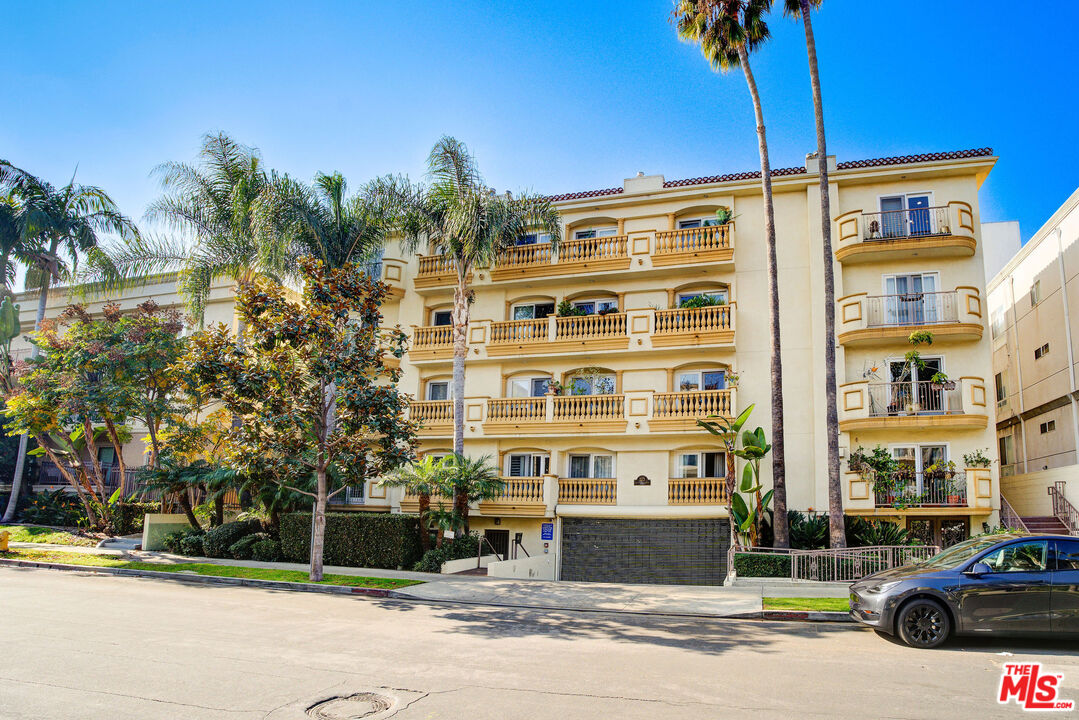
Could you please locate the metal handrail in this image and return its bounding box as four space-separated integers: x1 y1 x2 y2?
1048 481 1079 536
999 493 1029 532
730 544 940 583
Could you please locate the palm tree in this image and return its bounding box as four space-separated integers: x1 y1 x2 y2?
382 455 452 551
92 133 286 321
0 160 138 523
394 137 562 464
444 453 504 534
675 0 789 547
253 170 396 275
783 0 843 547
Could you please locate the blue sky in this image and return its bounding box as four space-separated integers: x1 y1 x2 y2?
3 1 1077 243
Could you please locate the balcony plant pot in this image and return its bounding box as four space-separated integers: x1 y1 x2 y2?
946 494 961 505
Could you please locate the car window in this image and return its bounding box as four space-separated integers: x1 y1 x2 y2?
920 536 1003 569
1054 540 1079 571
980 540 1049 573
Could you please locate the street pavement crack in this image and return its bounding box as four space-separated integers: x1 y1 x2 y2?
0 675 261 714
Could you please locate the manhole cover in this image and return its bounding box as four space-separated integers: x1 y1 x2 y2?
306 692 394 719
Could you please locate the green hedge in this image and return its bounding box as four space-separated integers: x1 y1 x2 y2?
279 512 423 569
412 534 480 573
251 538 282 562
734 552 791 578
203 519 263 558
112 502 161 536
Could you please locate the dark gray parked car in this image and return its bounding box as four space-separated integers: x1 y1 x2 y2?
850 533 1079 648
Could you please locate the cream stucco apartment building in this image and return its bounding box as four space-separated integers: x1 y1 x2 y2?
988 188 1079 535
10 147 1002 583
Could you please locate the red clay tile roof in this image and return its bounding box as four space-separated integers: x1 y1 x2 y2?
546 187 624 202
835 147 993 170
663 165 807 188
547 148 994 201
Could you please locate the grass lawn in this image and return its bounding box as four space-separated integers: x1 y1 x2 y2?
0 525 99 547
0 548 423 590
763 596 849 612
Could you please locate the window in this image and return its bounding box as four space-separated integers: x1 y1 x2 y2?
998 435 1014 466
677 217 720 229
506 453 550 477
426 381 449 401
677 290 728 306
573 227 618 240
568 453 614 479
1053 540 1079 571
568 371 616 395
572 298 618 315
431 310 452 326
994 372 1006 403
882 273 940 324
676 369 726 392
990 308 1005 338
889 355 943 384
676 451 725 479
891 445 947 491
516 232 552 246
512 301 555 320
878 193 934 237
979 540 1048 573
1030 280 1042 307
1035 342 1050 360
1040 420 1057 434
508 376 550 398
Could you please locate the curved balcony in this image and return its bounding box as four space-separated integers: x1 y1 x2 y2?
490 235 630 281
838 378 989 431
414 254 470 289
834 202 976 263
651 304 734 348
650 389 734 431
409 325 454 360
836 288 983 346
410 400 454 435
652 224 733 267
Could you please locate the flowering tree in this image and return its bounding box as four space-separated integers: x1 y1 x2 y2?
180 257 417 580
4 301 187 529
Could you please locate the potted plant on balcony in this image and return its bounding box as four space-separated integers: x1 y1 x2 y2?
714 206 734 225
678 294 724 309
556 299 587 317
923 460 958 504
929 370 956 392
963 448 991 468
725 371 739 389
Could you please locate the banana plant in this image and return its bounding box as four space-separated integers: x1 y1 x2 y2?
733 426 773 546
698 403 754 535
0 296 20 392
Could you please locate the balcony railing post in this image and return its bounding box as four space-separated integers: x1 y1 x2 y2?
544 393 554 422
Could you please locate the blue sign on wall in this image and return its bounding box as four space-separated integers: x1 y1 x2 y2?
541 522 554 541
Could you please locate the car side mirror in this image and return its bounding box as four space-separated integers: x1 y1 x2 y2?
963 561 992 576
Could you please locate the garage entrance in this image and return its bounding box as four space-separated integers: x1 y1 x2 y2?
560 517 730 585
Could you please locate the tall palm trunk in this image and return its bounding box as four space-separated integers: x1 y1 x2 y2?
450 267 469 530
799 2 844 548
738 45 788 548
418 492 432 551
2 242 56 523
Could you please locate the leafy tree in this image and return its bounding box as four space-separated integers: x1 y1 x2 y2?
393 137 561 463
675 0 789 546
780 0 842 547
0 160 138 522
4 301 186 529
179 257 417 580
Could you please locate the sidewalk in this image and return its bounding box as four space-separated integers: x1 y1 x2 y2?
7 541 850 618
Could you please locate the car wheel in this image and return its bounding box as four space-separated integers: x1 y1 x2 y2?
896 598 951 649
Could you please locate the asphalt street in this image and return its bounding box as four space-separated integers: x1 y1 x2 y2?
2 566 1077 719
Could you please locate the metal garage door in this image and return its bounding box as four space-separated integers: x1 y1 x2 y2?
560 517 730 585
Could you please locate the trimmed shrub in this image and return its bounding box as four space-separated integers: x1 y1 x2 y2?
412 534 480 573
251 538 282 563
111 502 161 536
179 531 206 556
203 519 263 558
279 512 423 569
788 510 829 550
163 530 187 554
22 489 85 527
734 552 791 578
230 532 271 560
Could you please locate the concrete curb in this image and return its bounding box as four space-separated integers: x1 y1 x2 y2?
0 558 409 599
1 557 856 623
